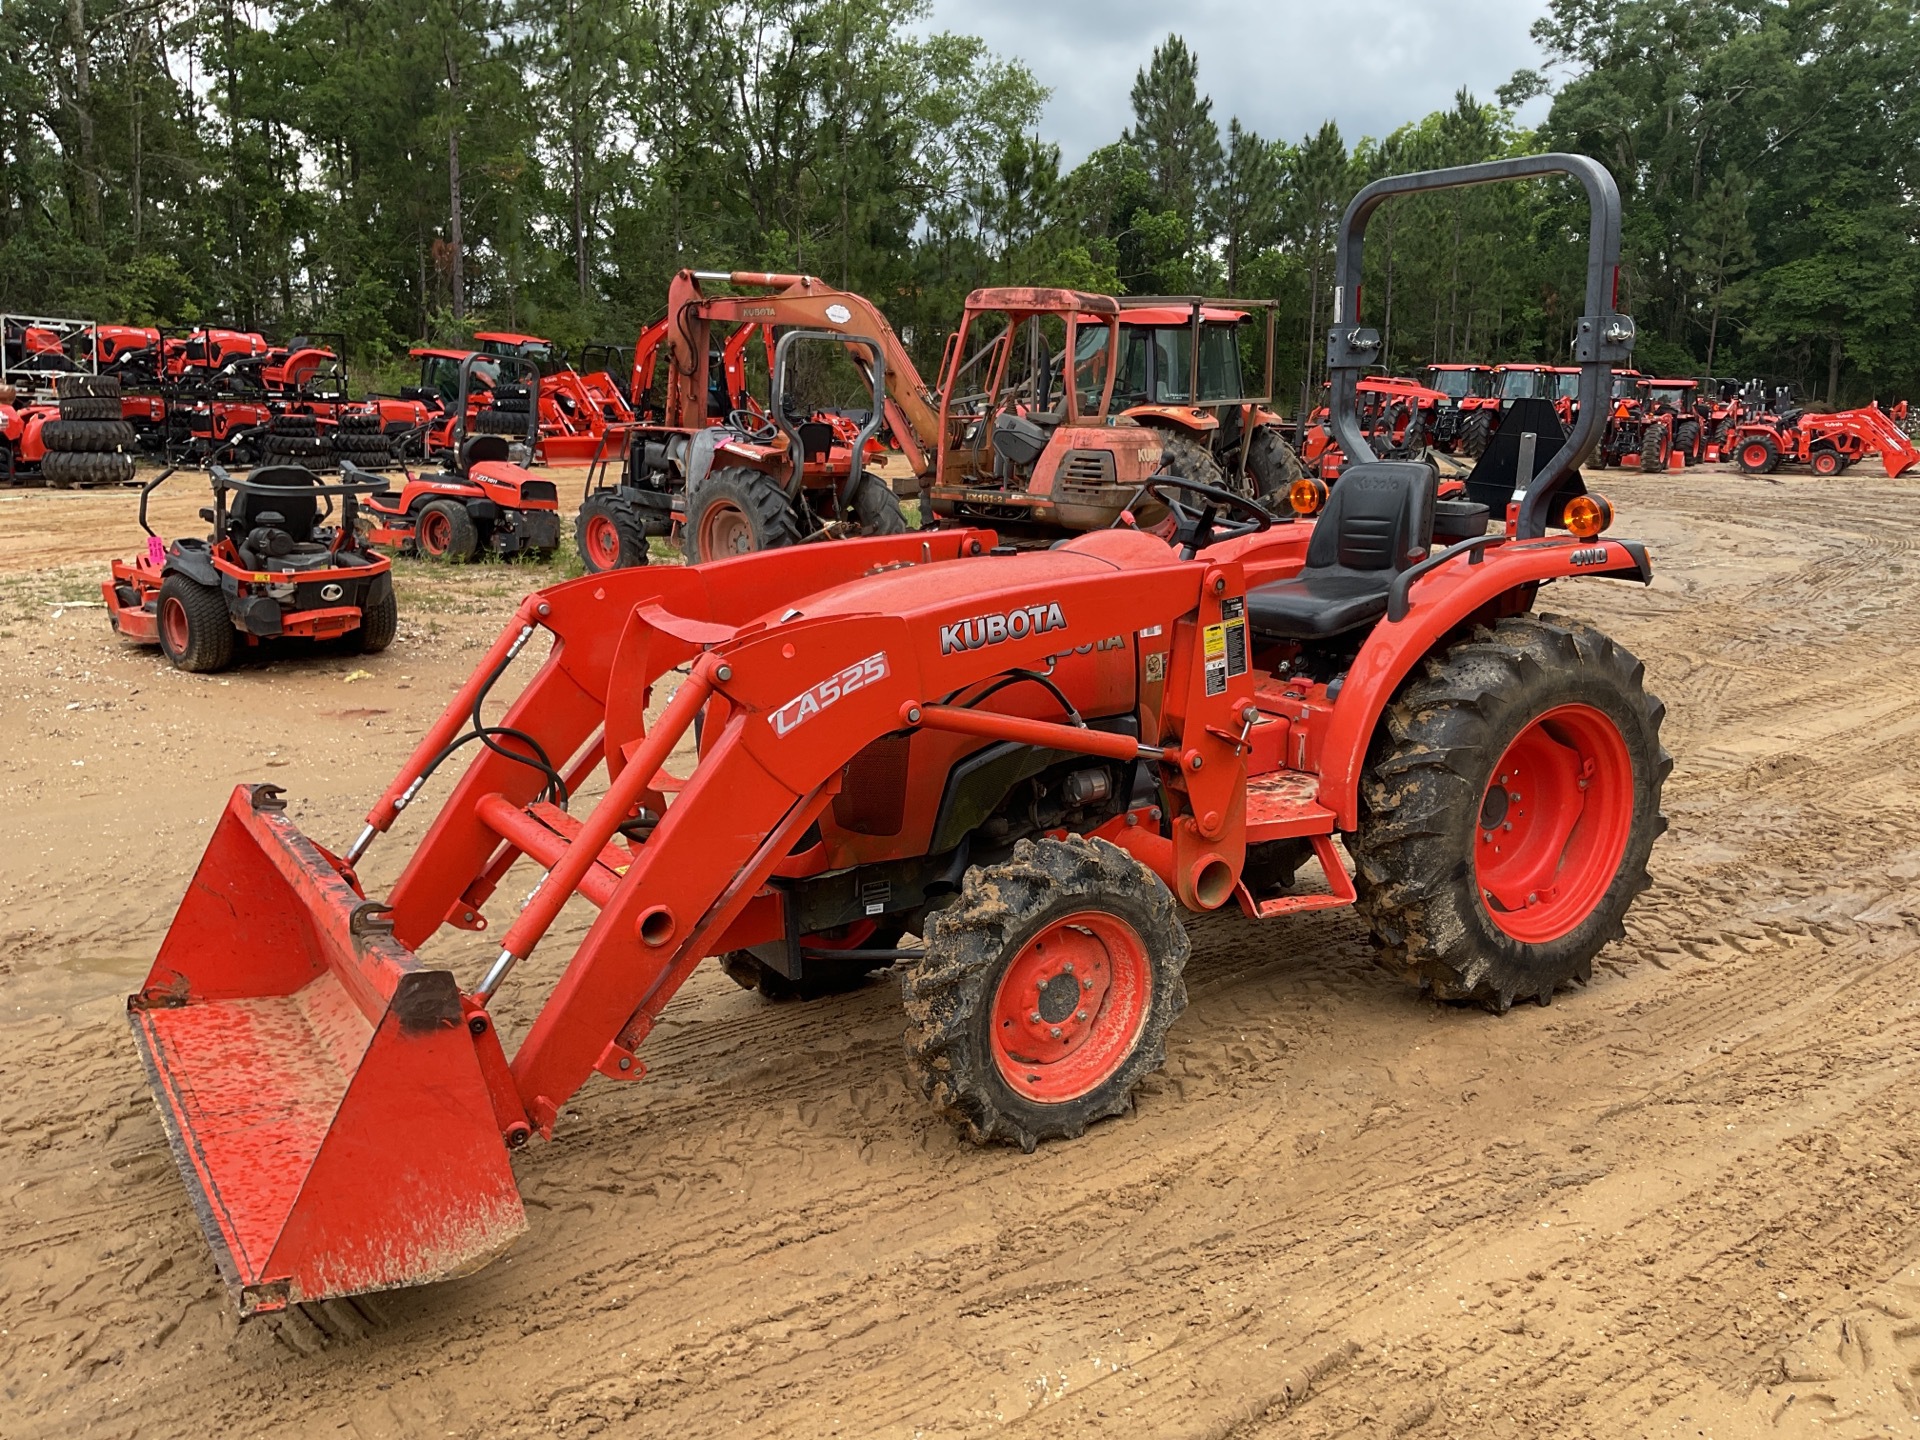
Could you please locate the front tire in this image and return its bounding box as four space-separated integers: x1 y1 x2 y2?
156 575 236 673
1353 613 1669 1012
575 492 651 572
903 836 1188 1151
1459 409 1494 458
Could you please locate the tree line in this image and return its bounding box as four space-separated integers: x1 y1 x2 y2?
2 0 1913 405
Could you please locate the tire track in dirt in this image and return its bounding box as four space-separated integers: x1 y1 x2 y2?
6 467 1920 1437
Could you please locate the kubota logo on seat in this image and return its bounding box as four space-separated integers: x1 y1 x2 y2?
940 603 1067 655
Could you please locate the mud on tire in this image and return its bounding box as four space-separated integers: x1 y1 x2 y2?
902 836 1188 1152
1154 432 1226 490
1353 613 1670 1012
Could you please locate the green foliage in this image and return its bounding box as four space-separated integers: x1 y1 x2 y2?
1 1 1912 408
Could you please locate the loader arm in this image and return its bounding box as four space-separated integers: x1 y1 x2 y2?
663 270 943 477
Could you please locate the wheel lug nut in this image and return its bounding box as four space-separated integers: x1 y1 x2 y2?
1049 1026 1061 1038
1030 1011 1042 1023
1082 978 1094 990
1063 962 1073 974
1503 821 1513 831
1076 1011 1087 1022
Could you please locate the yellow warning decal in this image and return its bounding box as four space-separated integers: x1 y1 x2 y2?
1203 622 1227 659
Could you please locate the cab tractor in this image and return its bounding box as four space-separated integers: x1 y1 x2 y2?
1423 363 1499 454
125 152 1667 1323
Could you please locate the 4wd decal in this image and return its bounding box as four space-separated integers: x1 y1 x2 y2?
940 603 1067 656
772 652 889 736
1569 546 1611 567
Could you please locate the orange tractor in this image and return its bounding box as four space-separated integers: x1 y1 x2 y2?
126 152 1667 1322
573 277 1305 570
1730 402 1918 478
1424 363 1500 454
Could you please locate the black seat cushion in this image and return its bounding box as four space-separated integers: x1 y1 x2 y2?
1247 461 1436 641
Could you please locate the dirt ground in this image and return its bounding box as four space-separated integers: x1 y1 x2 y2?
2 461 1918 1439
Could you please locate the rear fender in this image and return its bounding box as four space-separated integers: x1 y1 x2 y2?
1124 404 1218 433
1316 535 1651 830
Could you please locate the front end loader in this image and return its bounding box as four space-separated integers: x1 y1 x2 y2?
129 154 1668 1321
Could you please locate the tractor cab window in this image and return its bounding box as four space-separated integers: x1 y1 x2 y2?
421 356 465 403
520 342 560 376
996 315 1069 422
1611 374 1638 400
1195 322 1244 402
1069 320 1117 417
1111 325 1150 409
1498 369 1542 400
1428 369 1475 400
1644 385 1691 409
1554 372 1581 403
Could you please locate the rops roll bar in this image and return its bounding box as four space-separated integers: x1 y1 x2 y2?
769 327 888 511
1325 153 1637 539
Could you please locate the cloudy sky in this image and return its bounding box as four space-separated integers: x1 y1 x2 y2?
919 0 1556 164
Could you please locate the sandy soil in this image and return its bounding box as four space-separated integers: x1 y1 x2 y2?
2 463 1918 1439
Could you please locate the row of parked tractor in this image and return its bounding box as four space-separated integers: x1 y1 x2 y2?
1305 361 1917 480
0 312 645 483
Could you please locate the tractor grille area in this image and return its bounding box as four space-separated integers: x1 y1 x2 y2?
1056 449 1117 496
833 733 911 836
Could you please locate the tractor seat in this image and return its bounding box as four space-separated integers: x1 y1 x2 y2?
993 412 1053 468
1246 461 1436 641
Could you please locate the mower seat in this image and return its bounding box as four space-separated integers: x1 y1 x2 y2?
459 434 512 472
232 466 321 543
1246 461 1435 641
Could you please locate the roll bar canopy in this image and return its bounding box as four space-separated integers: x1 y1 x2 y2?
1324 153 1637 539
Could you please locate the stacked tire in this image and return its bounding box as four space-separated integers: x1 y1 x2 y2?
328 411 391 467
42 375 136 488
261 413 330 466
475 382 532 436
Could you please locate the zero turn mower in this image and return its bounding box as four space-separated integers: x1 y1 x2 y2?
127 154 1666 1321
104 462 397 671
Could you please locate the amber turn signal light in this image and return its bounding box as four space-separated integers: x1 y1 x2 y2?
1562 493 1613 539
1289 476 1329 516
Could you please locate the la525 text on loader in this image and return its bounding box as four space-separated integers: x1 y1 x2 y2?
127 153 1667 1322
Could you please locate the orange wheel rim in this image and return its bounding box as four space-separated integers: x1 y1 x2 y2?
1475 704 1634 943
990 911 1151 1103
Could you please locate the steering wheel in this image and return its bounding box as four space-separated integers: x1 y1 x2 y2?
727 407 779 442
1119 475 1274 558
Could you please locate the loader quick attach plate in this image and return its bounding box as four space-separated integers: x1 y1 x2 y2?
127 785 525 1317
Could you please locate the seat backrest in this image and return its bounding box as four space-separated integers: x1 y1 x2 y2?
460 433 512 472
232 465 319 540
797 420 834 461
1304 461 1435 573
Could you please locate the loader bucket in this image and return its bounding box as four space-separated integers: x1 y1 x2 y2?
128 785 525 1318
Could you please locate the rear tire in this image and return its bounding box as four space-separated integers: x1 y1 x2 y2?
1672 418 1701 466
41 451 135 487
416 499 480 561
1353 613 1669 1012
850 473 909 535
1459 409 1494 457
1736 435 1780 475
684 466 802 562
1639 424 1670 472
902 836 1188 1151
1154 432 1226 489
1245 425 1305 504
350 581 398 653
156 574 236 673
575 493 652 572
